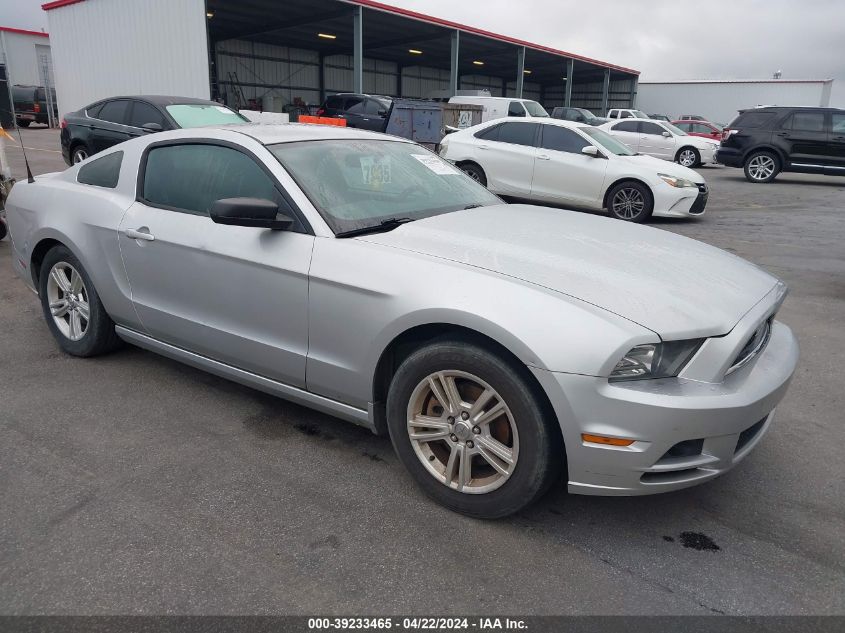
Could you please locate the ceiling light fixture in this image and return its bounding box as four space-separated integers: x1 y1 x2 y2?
318 33 337 40
472 60 484 66
524 69 532 74
408 49 423 55
206 11 214 18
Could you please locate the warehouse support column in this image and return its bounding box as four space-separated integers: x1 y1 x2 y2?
353 6 363 94
515 46 525 98
564 59 573 107
318 52 325 103
629 75 638 108
601 68 610 116
449 30 460 96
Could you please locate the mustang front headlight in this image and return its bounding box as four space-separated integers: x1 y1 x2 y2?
609 340 704 381
658 173 698 188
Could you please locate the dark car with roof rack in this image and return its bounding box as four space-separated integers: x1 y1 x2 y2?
717 106 845 182
59 95 247 165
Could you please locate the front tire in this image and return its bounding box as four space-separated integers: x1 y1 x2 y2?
39 246 122 357
459 162 487 187
676 147 700 168
386 339 561 518
607 181 653 222
744 151 780 183
16 119 31 128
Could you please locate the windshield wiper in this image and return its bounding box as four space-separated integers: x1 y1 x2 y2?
335 217 415 238
462 203 485 210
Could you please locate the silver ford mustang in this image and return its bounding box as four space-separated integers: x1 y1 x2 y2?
5 123 799 518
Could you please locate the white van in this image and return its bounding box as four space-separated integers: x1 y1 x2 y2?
606 108 651 120
448 96 550 123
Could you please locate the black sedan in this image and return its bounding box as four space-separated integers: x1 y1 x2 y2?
60 95 247 165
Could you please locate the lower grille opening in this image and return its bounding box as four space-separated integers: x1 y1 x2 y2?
641 468 704 484
735 417 767 453
660 438 704 460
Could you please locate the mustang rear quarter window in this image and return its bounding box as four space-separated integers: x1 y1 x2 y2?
77 151 123 189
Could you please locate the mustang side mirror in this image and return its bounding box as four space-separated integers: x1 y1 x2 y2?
581 145 601 158
210 198 294 230
141 122 163 133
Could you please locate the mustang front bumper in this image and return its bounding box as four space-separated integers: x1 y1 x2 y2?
532 291 799 496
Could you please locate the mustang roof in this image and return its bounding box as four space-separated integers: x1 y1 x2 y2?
222 123 409 145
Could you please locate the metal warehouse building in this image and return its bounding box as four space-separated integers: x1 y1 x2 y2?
637 79 834 125
43 0 639 119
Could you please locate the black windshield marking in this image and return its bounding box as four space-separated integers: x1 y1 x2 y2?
335 217 416 238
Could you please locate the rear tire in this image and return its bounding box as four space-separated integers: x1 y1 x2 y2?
38 246 122 357
607 181 654 222
676 146 701 168
459 162 487 187
386 338 562 518
0 220 7 241
16 119 31 128
743 151 780 183
71 145 90 164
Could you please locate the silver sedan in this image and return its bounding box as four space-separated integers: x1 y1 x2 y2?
5 124 799 518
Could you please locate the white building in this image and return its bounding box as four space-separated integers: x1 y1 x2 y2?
637 79 834 124
0 26 53 88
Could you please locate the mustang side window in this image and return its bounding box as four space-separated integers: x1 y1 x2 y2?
77 151 123 189
142 144 282 216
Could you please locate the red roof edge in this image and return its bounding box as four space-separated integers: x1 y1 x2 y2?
42 0 86 11
0 26 50 38
345 0 639 75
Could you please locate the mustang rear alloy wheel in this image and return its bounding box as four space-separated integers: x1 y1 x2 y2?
386 339 561 518
39 246 122 357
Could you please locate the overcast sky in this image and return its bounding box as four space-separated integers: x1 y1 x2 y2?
4 0 844 104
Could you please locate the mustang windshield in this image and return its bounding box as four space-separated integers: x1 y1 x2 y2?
269 140 501 234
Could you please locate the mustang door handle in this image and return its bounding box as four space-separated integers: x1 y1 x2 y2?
537 154 551 161
123 228 155 241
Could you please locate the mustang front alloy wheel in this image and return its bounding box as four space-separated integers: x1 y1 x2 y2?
386 338 561 518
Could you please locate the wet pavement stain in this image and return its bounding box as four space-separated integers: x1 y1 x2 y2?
362 450 385 462
294 422 336 441
679 531 720 551
663 535 675 542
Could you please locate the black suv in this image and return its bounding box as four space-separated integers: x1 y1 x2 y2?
550 106 607 126
60 95 247 165
12 85 58 127
717 106 845 183
316 93 392 132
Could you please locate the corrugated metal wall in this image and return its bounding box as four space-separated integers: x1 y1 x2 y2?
0 31 49 87
324 55 398 95
46 0 210 116
542 77 635 113
636 81 833 123
216 40 321 109
401 66 450 98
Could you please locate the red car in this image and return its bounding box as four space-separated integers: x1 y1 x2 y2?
672 120 723 141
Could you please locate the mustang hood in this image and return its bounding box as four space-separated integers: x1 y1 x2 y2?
361 205 779 339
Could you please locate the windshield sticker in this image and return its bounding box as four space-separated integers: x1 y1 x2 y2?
412 153 459 175
360 156 392 186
